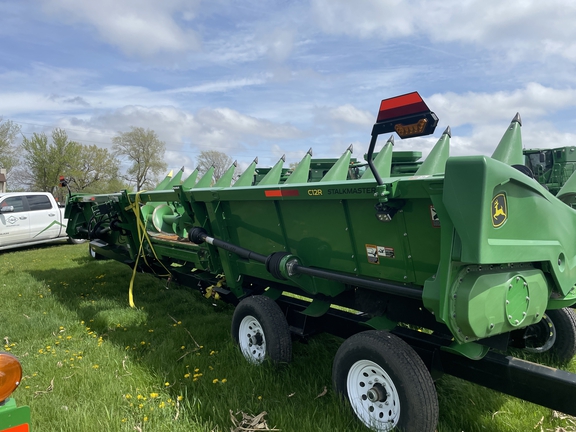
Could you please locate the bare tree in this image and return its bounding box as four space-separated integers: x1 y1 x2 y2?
197 150 235 183
0 118 21 179
112 127 167 191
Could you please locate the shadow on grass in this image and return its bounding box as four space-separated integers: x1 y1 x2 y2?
26 253 369 430
24 248 570 432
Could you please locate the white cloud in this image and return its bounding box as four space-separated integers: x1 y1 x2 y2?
429 83 576 127
311 0 414 39
328 104 373 126
310 0 576 62
40 0 201 57
166 76 270 94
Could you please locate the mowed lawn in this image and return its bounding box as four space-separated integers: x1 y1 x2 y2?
1 242 575 431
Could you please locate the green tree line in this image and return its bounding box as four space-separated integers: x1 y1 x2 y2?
0 118 241 198
0 120 168 198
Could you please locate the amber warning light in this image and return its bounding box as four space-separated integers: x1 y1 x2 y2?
0 352 23 403
372 91 438 139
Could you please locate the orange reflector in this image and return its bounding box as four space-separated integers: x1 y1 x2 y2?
377 92 429 123
395 118 429 138
0 353 23 403
264 189 299 197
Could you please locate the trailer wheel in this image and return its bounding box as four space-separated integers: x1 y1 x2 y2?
231 296 292 365
333 330 438 432
524 308 576 362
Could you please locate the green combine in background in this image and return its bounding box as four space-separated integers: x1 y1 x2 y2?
63 92 576 432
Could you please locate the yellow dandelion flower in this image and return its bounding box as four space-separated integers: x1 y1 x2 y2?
184 373 190 378
92 364 99 369
212 379 218 384
150 392 159 398
164 382 170 386
159 401 166 408
180 345 185 350
137 394 144 400
194 368 199 372
222 379 227 383
177 395 183 401
140 341 146 345
138 404 144 409
125 394 132 399
258 396 262 400
143 416 148 422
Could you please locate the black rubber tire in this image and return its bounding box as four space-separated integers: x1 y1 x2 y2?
231 296 292 365
333 330 438 432
548 308 576 362
88 244 105 260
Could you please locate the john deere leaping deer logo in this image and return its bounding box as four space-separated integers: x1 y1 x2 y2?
491 193 507 227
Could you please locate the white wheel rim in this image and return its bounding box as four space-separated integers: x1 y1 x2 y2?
347 359 400 432
238 315 266 364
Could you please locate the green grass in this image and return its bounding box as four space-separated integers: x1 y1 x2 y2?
1 243 575 431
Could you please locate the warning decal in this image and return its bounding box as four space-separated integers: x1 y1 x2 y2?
429 206 440 227
365 244 379 264
377 246 395 259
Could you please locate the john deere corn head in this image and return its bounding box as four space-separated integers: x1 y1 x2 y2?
64 92 576 432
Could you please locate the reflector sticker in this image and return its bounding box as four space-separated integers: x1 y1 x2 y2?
264 189 300 198
491 193 507 227
429 206 440 228
377 246 395 259
3 424 30 432
365 244 379 264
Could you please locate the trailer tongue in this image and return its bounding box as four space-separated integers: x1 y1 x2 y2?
64 92 576 432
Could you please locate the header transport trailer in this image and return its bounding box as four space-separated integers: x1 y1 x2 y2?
63 92 576 432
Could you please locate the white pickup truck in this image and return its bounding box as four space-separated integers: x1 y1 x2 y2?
0 192 83 251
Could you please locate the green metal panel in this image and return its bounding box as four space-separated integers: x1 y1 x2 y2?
491 114 523 166
194 167 215 188
362 137 393 180
165 167 184 189
0 398 31 431
233 159 258 187
414 127 450 176
214 162 237 188
320 145 353 182
181 168 199 189
258 156 285 185
285 150 312 184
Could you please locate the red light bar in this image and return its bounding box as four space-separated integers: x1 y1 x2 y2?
265 189 300 198
377 92 429 123
372 91 438 139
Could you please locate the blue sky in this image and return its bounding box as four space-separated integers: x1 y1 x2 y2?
2 0 576 174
